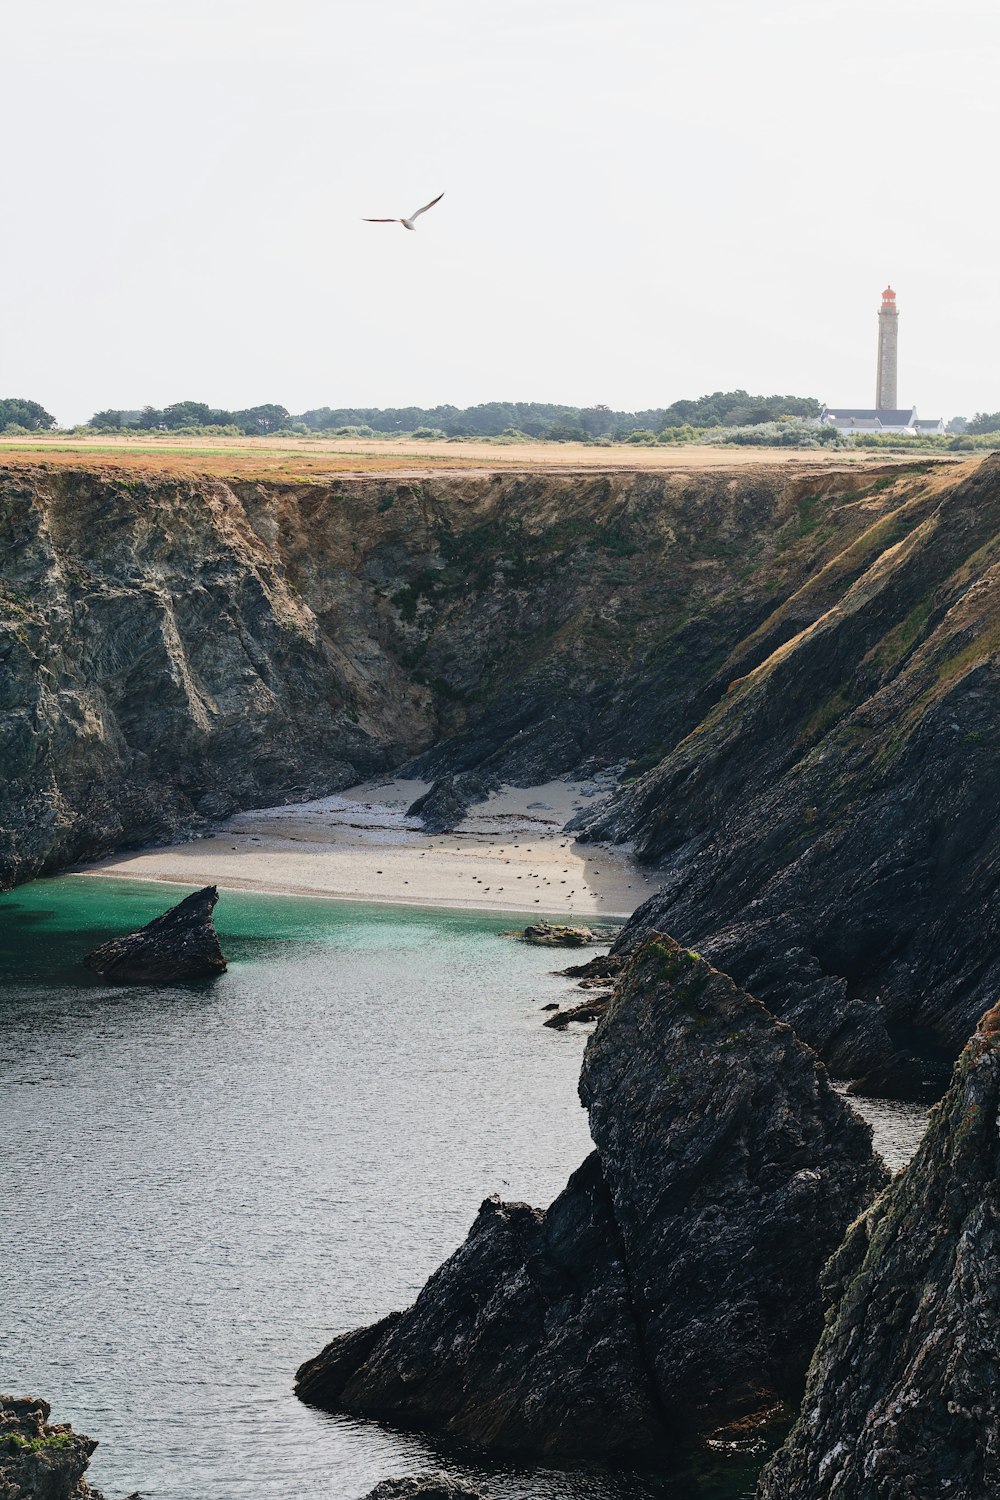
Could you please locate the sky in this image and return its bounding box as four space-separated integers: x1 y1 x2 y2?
2 0 998 425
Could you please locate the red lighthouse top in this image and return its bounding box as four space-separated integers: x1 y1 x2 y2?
881 286 896 305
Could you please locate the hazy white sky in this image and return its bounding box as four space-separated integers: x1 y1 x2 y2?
2 0 998 424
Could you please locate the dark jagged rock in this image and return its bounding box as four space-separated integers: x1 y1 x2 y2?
758 1001 1000 1500
585 456 1000 1075
296 935 886 1459
578 937 888 1427
560 951 623 982
83 886 226 983
0 1396 140 1500
542 950 619 1026
360 1475 487 1500
541 995 609 1029
296 1152 668 1459
406 772 498 833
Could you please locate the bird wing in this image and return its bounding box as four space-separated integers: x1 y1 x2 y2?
362 218 398 222
408 192 444 221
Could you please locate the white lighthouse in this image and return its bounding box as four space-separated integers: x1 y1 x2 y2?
876 285 899 411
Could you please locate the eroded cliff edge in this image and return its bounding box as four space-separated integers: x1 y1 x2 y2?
0 456 944 887
579 454 1000 1074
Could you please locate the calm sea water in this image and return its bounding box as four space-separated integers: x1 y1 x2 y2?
0 877 763 1500
0 877 923 1500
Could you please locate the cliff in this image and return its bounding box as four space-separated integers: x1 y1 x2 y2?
1 456 930 888
6 453 999 1074
582 455 1000 1074
295 935 885 1459
758 1001 1000 1500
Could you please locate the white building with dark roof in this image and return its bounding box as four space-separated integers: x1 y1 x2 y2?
818 288 944 436
818 407 945 436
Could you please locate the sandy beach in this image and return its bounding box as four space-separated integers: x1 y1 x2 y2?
80 775 660 920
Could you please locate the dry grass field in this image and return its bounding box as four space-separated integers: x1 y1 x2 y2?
0 431 960 482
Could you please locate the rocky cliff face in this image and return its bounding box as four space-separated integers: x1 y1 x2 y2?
7 454 998 1073
758 1001 1000 1500
1 457 929 888
295 935 886 1460
583 456 1000 1075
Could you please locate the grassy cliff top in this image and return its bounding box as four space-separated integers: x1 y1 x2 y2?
0 432 965 483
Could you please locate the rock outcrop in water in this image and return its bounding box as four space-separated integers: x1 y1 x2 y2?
757 1001 1000 1500
296 935 886 1459
0 1396 138 1500
83 885 226 982
518 921 596 946
361 1478 487 1500
577 938 888 1425
579 457 1000 1076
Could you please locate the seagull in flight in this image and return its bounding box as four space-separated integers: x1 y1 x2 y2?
363 192 444 232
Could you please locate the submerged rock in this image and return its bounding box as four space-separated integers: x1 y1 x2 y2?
296 935 886 1458
360 1471 488 1498
757 1001 1000 1500
83 885 227 983
0 1395 139 1500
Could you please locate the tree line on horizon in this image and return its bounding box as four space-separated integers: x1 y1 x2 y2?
82 392 823 438
3 392 1000 439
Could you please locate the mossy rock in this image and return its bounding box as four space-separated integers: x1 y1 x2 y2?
519 922 595 947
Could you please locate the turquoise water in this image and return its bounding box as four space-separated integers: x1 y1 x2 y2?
0 876 760 1500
